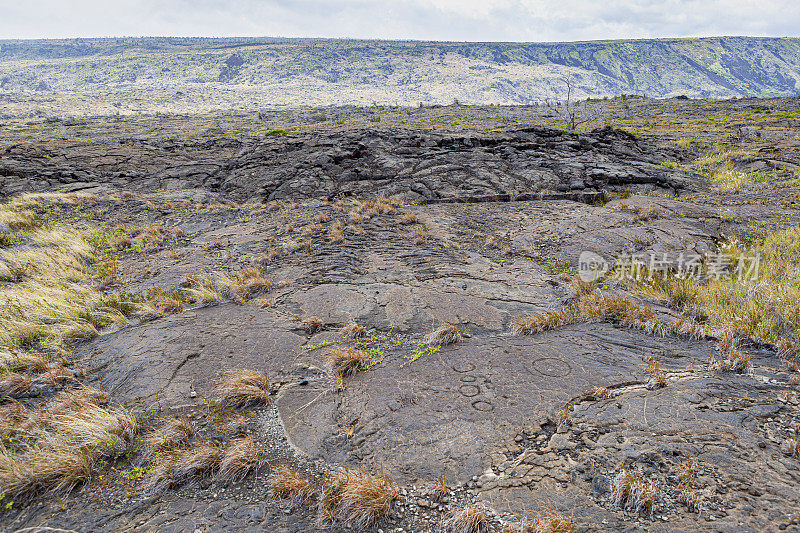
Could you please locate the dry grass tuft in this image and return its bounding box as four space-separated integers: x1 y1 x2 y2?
216 369 270 408
443 506 489 533
343 197 399 222
318 468 399 530
340 321 367 338
328 347 373 378
143 417 195 459
514 293 656 337
610 468 662 516
0 208 39 232
526 507 575 533
134 225 166 252
575 293 653 325
627 228 800 368
0 221 135 351
148 441 223 492
270 465 313 502
0 371 33 398
0 388 137 499
709 347 752 373
329 228 345 243
218 436 263 481
587 386 614 400
570 277 597 296
182 274 224 304
142 286 185 316
677 485 704 513
303 315 324 333
411 227 428 245
643 354 667 389
512 308 578 335
781 424 800 457
400 212 421 225
422 474 448 502
424 323 465 345
222 267 272 303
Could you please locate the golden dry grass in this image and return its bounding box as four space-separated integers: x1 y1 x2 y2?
270 465 313 502
182 274 224 304
328 347 373 378
526 507 575 533
400 212 421 225
318 468 399 530
627 228 800 365
643 355 667 389
215 369 270 408
142 417 195 459
610 468 662 516
411 226 428 245
0 372 32 398
340 197 400 222
709 346 752 373
424 323 465 345
422 474 448 502
690 148 759 191
303 315 324 333
141 286 185 317
147 441 223 492
443 506 489 533
0 200 138 352
0 208 39 232
221 267 272 303
512 308 579 335
0 387 137 499
587 386 614 400
513 293 660 336
218 436 262 481
339 321 367 338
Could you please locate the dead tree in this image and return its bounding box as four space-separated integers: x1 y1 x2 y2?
546 75 602 131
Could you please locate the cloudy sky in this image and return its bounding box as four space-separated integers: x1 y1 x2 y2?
2 0 798 41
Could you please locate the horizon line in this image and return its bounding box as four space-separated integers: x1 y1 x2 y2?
1 35 798 45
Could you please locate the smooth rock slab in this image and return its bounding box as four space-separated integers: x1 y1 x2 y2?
81 304 307 408
276 322 711 484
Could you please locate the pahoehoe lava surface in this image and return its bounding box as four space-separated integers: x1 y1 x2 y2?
3 98 800 532
0 126 695 202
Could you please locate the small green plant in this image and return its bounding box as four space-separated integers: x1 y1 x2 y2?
265 129 288 136
407 342 440 362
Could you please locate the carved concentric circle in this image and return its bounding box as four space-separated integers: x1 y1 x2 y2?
529 357 572 378
459 384 480 397
472 400 494 412
452 362 476 373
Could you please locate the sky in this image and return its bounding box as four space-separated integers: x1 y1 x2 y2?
1 0 799 42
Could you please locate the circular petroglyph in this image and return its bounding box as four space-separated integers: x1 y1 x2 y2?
452 362 476 373
460 375 477 383
530 357 572 378
472 400 494 412
459 384 480 397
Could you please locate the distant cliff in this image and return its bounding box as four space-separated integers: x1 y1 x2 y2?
1 36 798 107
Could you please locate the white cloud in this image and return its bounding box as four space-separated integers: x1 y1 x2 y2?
0 0 798 41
